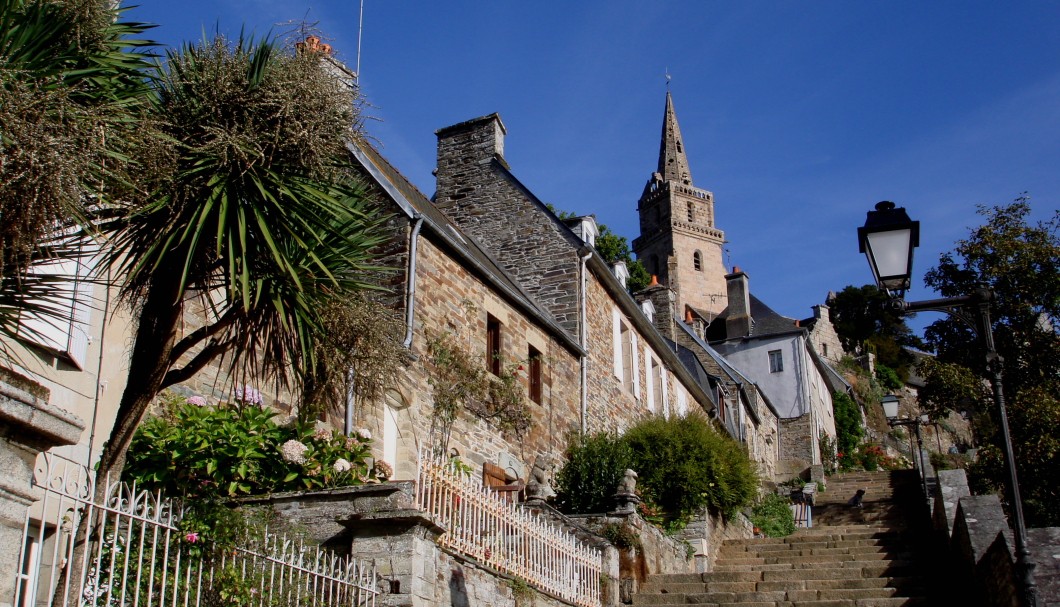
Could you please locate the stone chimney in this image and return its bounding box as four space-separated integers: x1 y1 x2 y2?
635 276 678 341
812 304 830 321
725 266 752 338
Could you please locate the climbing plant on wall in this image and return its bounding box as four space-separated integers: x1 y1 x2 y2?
424 301 531 453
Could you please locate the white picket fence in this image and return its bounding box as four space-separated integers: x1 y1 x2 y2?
14 452 379 607
414 452 602 607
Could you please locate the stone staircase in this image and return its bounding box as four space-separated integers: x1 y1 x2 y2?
632 470 938 606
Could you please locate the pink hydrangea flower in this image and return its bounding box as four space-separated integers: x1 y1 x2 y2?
280 440 308 465
375 460 393 479
333 458 352 473
236 385 264 406
185 532 199 543
186 396 207 407
356 428 372 441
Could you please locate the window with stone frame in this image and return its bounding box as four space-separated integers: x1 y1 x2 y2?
486 315 502 375
693 250 702 271
768 349 784 373
649 356 663 412
686 201 695 223
528 345 542 404
612 308 639 396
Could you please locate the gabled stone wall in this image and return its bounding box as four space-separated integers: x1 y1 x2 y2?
434 115 583 335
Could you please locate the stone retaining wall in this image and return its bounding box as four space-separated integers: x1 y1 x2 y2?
932 468 1059 606
241 483 622 607
0 370 84 607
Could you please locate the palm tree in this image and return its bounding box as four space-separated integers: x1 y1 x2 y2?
94 34 388 486
0 0 152 349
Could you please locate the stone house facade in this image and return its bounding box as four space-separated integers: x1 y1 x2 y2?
347 123 721 483
702 268 840 467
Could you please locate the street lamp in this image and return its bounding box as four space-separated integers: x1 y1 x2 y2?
858 201 1037 606
880 394 929 499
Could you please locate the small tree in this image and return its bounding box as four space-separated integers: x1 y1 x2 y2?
0 0 152 349
832 390 864 465
920 198 1060 525
94 34 387 494
553 432 632 514
623 414 757 523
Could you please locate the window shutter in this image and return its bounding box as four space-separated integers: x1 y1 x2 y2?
644 353 655 412
660 367 669 418
19 251 94 369
631 333 640 398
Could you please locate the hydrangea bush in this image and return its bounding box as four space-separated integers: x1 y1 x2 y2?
125 392 387 499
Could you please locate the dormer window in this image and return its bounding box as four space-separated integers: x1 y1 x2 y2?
640 300 655 323
575 216 598 247
612 261 629 288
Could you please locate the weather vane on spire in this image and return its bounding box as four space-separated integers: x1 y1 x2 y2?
665 68 672 88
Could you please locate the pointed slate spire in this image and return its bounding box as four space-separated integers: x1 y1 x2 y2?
657 91 693 185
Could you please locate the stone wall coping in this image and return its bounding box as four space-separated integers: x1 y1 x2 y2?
0 378 84 447
233 480 414 507
953 494 1013 564
933 468 971 540
0 366 50 400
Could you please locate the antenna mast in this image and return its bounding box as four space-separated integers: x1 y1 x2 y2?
355 0 365 81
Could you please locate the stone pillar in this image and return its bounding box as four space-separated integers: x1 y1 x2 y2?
0 370 84 607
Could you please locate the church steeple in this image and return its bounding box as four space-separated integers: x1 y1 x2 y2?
658 91 693 185
633 90 729 317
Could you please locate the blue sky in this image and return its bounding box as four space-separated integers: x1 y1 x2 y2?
127 2 1060 334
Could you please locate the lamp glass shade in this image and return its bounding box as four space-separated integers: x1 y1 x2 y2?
881 395 900 419
865 229 913 290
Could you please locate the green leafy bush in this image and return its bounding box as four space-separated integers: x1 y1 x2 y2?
554 416 758 526
749 493 796 538
875 365 904 392
553 432 631 514
832 391 864 468
125 392 382 499
623 414 757 522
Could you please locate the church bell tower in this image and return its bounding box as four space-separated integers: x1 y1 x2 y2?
632 91 729 317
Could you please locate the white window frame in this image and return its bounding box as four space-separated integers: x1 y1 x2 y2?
18 244 94 370
768 349 784 373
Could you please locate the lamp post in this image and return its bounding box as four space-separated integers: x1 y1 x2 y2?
858 201 1037 606
880 394 929 500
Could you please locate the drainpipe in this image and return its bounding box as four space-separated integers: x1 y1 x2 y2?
86 265 111 469
344 368 355 436
578 247 592 433
402 215 424 349
347 215 422 436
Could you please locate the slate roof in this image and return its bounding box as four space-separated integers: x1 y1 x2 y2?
701 293 801 342
665 337 718 409
677 320 781 420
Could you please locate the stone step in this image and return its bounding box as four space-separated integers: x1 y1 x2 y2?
712 559 919 574
720 555 911 567
722 542 906 556
631 470 934 607
633 589 929 606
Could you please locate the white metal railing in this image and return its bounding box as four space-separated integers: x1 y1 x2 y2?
13 452 379 607
414 451 602 607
